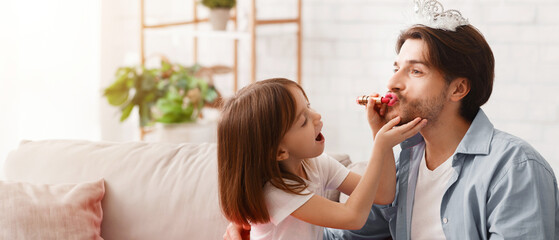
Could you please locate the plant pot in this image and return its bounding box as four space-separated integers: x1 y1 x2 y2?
209 8 231 31
154 121 217 144
152 109 220 143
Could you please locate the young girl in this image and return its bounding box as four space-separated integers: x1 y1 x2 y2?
217 78 426 240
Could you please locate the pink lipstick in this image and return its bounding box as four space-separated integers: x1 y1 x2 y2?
356 93 398 106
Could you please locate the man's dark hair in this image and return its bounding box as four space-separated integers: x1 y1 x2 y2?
396 25 495 121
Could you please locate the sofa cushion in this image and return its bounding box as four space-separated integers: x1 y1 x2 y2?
4 140 228 240
0 179 104 240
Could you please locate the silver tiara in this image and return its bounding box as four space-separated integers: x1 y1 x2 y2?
413 0 469 31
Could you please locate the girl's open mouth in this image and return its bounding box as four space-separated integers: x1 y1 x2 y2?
315 132 324 142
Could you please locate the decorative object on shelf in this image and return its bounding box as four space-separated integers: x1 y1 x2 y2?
103 59 220 129
152 108 220 143
200 0 236 31
140 0 303 93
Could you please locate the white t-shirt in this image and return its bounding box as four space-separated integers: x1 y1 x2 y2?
410 151 455 240
250 154 350 240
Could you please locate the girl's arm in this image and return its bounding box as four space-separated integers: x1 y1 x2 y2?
368 94 397 205
337 94 397 205
291 116 426 230
336 153 396 205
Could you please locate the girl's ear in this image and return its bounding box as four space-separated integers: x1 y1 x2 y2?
449 77 470 102
276 147 289 161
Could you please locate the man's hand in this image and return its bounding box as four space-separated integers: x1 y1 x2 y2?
223 223 250 240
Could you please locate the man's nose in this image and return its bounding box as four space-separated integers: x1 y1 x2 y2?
387 70 405 92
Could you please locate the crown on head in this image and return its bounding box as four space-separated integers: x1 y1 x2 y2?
413 0 469 31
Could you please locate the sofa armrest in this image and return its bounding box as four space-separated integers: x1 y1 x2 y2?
325 152 352 202
339 161 367 203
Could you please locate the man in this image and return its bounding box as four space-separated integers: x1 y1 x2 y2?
321 24 558 240
225 4 559 240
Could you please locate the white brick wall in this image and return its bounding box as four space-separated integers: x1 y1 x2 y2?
100 0 559 172
254 0 559 171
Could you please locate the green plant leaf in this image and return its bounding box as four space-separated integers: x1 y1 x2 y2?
144 92 156 103
141 72 156 91
161 60 172 72
201 0 235 9
204 87 219 102
156 98 180 114
176 74 189 90
105 89 129 106
155 114 177 123
184 104 195 120
103 76 130 106
139 102 152 127
105 60 221 126
188 77 200 90
120 102 134 122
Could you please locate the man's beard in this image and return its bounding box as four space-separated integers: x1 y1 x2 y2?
386 88 448 126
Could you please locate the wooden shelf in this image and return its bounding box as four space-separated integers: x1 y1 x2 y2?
144 28 251 40
139 0 303 140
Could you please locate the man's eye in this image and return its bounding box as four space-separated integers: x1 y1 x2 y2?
412 69 422 74
393 68 399 73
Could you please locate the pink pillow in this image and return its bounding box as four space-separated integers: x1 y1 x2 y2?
0 179 105 240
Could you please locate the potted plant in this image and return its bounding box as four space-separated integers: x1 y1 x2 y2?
103 60 220 140
200 0 236 31
152 63 219 124
103 65 161 128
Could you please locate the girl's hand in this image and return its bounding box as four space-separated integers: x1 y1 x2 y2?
365 93 388 137
223 223 250 240
374 116 427 149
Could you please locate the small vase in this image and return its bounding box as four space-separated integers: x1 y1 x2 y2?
154 121 217 144
209 8 231 31
152 109 220 144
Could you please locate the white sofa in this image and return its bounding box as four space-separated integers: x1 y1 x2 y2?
3 139 351 239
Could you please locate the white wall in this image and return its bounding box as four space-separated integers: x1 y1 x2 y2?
259 0 559 170
0 0 101 178
99 0 559 171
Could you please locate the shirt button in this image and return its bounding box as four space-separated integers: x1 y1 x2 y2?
442 218 448 224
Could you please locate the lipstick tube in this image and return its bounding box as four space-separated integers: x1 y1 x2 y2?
356 95 389 106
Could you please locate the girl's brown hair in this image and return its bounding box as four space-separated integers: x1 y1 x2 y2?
396 24 495 121
217 78 309 226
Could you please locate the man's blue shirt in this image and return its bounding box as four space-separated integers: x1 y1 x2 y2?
325 109 559 239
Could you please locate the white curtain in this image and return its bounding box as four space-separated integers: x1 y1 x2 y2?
0 0 101 178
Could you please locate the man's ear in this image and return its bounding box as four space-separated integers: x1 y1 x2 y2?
276 146 289 161
449 77 470 102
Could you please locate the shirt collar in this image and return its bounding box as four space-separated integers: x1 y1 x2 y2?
400 133 424 149
399 109 494 155
454 109 494 155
